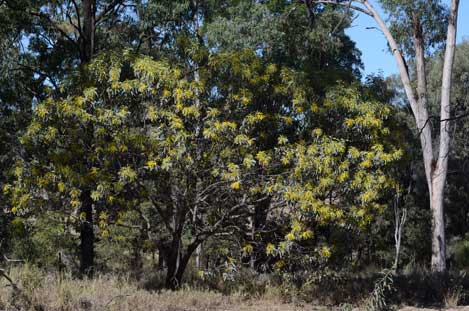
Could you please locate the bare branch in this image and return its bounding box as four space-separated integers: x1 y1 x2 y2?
310 0 372 16
3 255 24 264
29 11 79 48
70 0 82 33
95 0 125 24
0 268 18 290
331 0 352 34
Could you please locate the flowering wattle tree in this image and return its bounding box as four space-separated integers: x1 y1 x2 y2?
6 48 402 287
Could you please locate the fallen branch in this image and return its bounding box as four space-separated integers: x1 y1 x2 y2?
3 255 25 264
0 268 18 290
0 267 33 309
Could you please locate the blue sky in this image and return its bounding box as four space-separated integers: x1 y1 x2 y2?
345 0 469 77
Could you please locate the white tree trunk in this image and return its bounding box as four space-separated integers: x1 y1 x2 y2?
394 194 407 271
430 174 446 272
361 0 461 273
429 0 460 272
313 0 460 272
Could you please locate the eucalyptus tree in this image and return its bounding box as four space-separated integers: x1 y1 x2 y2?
425 40 469 242
387 40 469 268
308 0 461 273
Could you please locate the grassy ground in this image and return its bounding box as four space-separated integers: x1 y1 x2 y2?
1 265 468 310
0 272 324 311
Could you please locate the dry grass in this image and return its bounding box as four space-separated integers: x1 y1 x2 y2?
444 286 464 309
0 265 330 311
2 265 469 310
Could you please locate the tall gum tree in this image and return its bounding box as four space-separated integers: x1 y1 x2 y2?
309 0 460 273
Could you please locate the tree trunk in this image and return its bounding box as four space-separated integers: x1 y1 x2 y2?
191 0 203 271
411 8 448 272
249 215 255 269
156 241 170 270
393 196 407 272
79 190 94 277
164 235 181 289
174 252 193 288
430 174 446 272
130 230 145 279
361 0 460 273
194 241 202 269
411 12 434 196
251 197 269 271
81 0 95 63
430 0 460 272
164 236 200 289
73 0 95 278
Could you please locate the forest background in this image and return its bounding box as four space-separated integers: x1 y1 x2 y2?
1 0 469 310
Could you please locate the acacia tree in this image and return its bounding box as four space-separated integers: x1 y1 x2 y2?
6 49 293 287
309 0 460 272
204 0 366 269
260 86 403 270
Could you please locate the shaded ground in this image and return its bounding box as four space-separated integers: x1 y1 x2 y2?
1 267 469 310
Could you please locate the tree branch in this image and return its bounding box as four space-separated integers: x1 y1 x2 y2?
0 268 18 290
29 11 79 48
415 111 469 140
310 0 372 16
70 0 82 33
95 0 125 24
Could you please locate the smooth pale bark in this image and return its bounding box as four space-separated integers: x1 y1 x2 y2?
354 0 442 271
393 197 407 271
364 0 459 273
249 215 255 269
365 0 460 272
411 13 434 195
313 0 460 272
430 0 459 272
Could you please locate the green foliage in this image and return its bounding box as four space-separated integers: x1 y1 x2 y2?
6 41 403 282
3 0 463 301
380 0 449 56
6 212 76 268
362 269 395 311
263 86 402 269
204 0 363 92
450 236 469 270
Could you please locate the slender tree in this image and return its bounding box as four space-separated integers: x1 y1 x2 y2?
309 0 460 273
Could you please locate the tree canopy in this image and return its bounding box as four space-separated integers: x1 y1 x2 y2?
0 0 467 300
